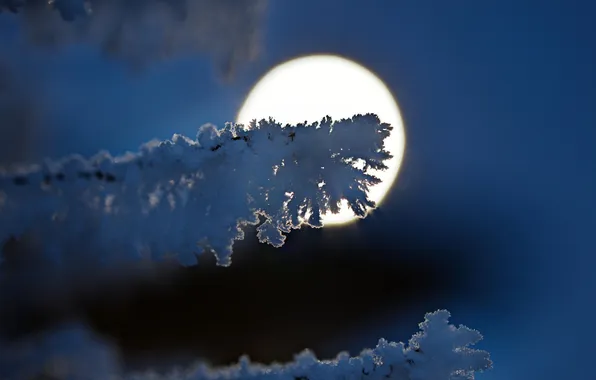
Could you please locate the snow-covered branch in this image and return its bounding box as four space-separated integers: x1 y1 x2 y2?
0 310 492 380
0 114 493 380
0 115 391 266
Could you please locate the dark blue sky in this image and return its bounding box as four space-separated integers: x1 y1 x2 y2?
1 1 594 379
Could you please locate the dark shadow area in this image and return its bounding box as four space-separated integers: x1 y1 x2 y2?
0 210 514 371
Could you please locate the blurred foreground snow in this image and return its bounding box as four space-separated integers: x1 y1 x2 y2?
0 310 491 380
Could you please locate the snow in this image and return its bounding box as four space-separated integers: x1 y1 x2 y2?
0 114 492 379
0 115 392 266
0 310 491 380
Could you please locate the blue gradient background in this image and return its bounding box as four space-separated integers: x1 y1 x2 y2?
1 1 595 379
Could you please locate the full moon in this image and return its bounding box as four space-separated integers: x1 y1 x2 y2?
237 55 405 226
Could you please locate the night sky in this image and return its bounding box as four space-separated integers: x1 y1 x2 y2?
1 1 595 379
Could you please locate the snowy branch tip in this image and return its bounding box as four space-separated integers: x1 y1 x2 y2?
0 114 393 266
0 310 492 380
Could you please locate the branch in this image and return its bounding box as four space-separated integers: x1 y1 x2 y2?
0 310 492 380
0 115 392 266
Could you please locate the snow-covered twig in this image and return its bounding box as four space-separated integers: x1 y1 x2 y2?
0 115 391 266
0 310 491 380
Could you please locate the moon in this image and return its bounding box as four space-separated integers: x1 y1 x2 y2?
236 54 405 226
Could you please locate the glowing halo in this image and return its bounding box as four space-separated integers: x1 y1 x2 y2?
237 54 405 226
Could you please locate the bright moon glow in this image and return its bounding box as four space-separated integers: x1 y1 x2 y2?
237 55 405 226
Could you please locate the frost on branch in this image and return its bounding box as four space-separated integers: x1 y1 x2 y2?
0 310 492 380
0 114 392 266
